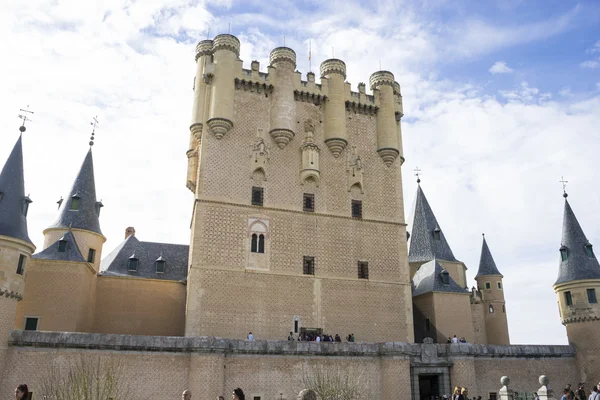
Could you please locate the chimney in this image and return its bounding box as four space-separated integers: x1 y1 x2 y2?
125 227 136 239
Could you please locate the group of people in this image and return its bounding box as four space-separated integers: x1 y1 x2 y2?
447 335 468 344
561 382 600 400
287 331 356 342
182 388 245 400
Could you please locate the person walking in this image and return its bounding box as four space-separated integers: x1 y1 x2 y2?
589 385 600 400
14 384 29 400
233 388 246 400
247 332 254 341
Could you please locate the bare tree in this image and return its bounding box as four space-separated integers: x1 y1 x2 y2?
301 363 368 400
40 355 130 400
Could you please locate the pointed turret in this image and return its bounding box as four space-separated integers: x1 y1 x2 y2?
556 197 600 285
47 148 102 235
0 135 32 244
476 235 503 278
408 184 457 263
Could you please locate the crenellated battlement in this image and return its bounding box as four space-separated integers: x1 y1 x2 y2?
189 34 405 163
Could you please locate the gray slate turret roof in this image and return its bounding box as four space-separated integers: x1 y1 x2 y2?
476 236 503 278
408 185 458 263
33 230 86 262
0 135 32 244
100 235 188 281
555 198 600 285
48 149 103 235
412 259 469 297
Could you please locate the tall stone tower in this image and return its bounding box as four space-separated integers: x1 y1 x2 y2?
553 192 600 382
474 235 510 345
0 133 35 368
16 148 105 332
185 35 412 342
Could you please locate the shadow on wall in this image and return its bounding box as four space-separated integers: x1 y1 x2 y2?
413 304 446 343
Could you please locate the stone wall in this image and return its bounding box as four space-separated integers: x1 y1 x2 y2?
1 331 577 400
94 276 186 336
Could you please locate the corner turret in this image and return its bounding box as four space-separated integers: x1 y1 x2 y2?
206 34 240 139
43 148 106 272
474 234 510 345
320 59 348 157
370 71 402 166
0 132 35 353
553 192 600 382
268 47 297 148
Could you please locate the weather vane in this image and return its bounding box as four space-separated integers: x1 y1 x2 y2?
18 105 34 133
414 167 422 183
90 115 99 147
559 176 568 198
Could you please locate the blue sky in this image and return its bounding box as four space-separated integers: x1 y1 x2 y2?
1 0 600 345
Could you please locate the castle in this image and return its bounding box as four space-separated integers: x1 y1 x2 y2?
0 34 599 400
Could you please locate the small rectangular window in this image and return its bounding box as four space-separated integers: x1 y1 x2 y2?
351 200 362 219
485 282 491 290
358 261 369 279
253 397 261 400
87 249 96 263
251 187 264 206
128 258 139 271
497 282 502 290
24 317 38 331
156 261 166 273
425 318 431 332
565 291 573 306
489 393 497 400
303 193 315 212
303 256 315 275
16 254 26 275
70 196 80 210
587 288 597 304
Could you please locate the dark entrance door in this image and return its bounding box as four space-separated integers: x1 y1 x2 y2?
418 374 440 400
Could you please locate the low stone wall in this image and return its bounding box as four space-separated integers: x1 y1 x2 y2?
0 331 578 400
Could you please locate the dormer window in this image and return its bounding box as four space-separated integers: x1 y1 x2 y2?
560 245 568 261
433 228 441 241
57 236 68 252
585 243 594 258
70 195 80 211
440 269 450 285
155 256 166 273
21 196 32 217
128 255 139 271
95 201 104 217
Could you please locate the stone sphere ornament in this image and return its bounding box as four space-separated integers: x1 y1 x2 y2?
501 376 510 386
539 375 549 386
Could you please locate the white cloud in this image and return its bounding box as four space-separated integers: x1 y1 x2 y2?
489 61 514 74
559 87 573 97
0 0 598 347
581 60 600 69
587 40 600 54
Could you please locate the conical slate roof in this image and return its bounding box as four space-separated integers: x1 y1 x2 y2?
412 259 469 297
476 235 503 278
408 185 458 263
555 198 600 285
32 230 86 262
48 149 103 235
0 135 33 244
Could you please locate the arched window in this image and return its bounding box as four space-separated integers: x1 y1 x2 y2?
489 305 494 313
251 234 258 253
258 234 265 253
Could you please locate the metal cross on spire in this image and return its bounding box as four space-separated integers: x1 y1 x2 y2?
89 115 99 147
560 176 569 198
414 167 422 183
18 105 34 133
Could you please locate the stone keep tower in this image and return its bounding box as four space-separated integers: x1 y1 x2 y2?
0 134 35 365
553 193 600 382
474 235 510 345
16 148 105 333
185 35 412 342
